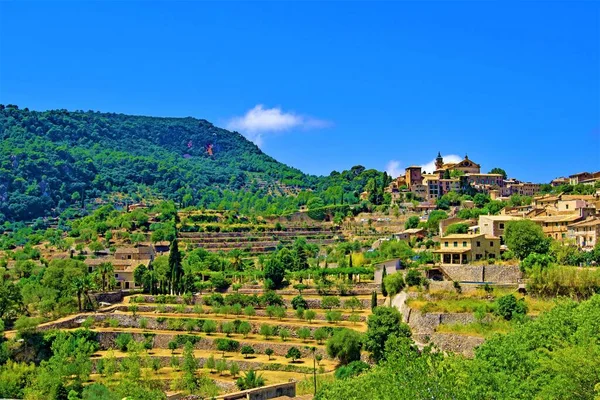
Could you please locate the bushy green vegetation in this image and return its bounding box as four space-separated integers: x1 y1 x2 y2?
317 295 600 399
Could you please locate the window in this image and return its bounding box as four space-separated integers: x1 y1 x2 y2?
127 255 132 260
499 223 504 229
565 204 569 210
444 242 448 247
114 274 119 278
453 242 458 247
476 241 481 247
462 241 467 247
490 241 494 246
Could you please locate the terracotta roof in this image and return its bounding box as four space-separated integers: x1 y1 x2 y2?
531 215 583 223
568 217 600 228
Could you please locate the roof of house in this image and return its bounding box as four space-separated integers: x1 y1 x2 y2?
115 246 155 255
479 215 523 221
403 228 426 234
568 217 600 228
530 215 583 223
433 248 471 254
441 233 500 240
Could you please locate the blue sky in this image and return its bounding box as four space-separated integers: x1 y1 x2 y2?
1 1 598 182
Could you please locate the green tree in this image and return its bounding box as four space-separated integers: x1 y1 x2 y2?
286 347 302 362
241 345 255 359
265 348 274 360
264 256 285 287
326 328 363 365
366 306 411 362
405 216 420 230
168 239 183 295
488 167 508 179
505 220 550 259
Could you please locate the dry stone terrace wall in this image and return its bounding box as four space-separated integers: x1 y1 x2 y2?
93 331 330 359
136 295 383 309
113 305 369 322
91 313 353 339
440 265 522 284
236 282 380 296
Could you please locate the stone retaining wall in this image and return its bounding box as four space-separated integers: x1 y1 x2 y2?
94 331 330 359
440 265 522 284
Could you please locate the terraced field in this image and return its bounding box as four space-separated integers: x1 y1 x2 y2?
13 289 378 397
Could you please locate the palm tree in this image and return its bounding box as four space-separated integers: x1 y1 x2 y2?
71 277 85 312
97 262 114 292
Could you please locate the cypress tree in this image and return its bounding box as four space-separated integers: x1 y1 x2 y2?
169 239 182 295
381 267 388 297
371 291 377 310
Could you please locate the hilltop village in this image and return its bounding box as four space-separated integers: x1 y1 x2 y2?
0 151 599 400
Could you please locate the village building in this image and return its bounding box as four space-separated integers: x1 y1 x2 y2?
85 245 156 290
434 233 501 265
392 228 426 241
478 215 522 242
567 217 600 249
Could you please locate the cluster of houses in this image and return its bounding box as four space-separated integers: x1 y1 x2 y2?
390 192 600 266
386 152 600 205
388 153 544 202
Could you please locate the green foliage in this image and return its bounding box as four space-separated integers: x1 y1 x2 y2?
321 296 340 309
237 321 252 337
383 273 405 296
264 348 274 360
405 216 420 230
505 220 550 259
291 295 308 310
334 360 370 380
325 310 343 324
236 369 265 391
241 345 255 358
445 223 469 234
285 347 302 362
326 329 363 365
366 306 411 362
214 338 239 356
298 327 311 342
405 269 423 287
304 309 316 323
494 295 528 321
314 327 330 344
115 333 133 352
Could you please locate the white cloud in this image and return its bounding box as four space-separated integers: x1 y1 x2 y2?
420 154 462 174
385 160 403 178
226 104 330 147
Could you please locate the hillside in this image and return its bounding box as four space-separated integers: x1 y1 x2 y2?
0 105 321 221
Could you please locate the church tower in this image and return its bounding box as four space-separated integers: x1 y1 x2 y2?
435 152 444 170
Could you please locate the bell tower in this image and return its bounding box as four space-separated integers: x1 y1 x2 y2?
435 152 444 170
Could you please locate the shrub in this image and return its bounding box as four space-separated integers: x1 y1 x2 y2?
405 269 422 287
349 313 361 325
205 354 215 372
291 295 308 310
273 306 286 320
115 333 133 351
371 291 377 310
203 319 217 335
231 303 243 316
295 308 305 320
184 318 197 332
216 359 227 375
203 293 224 307
139 317 148 330
229 361 240 378
155 295 166 304
157 304 167 313
384 273 406 296
210 273 231 291
334 360 370 380
193 304 204 314
175 304 186 313
107 318 120 328
495 294 528 321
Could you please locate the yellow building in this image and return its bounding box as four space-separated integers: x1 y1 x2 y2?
85 245 156 290
530 214 584 241
478 215 523 242
434 233 501 265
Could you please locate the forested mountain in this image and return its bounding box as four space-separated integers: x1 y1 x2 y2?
0 105 388 222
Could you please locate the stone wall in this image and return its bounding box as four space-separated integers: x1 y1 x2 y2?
94 331 330 359
215 382 296 400
440 265 522 284
92 290 124 304
429 333 485 358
